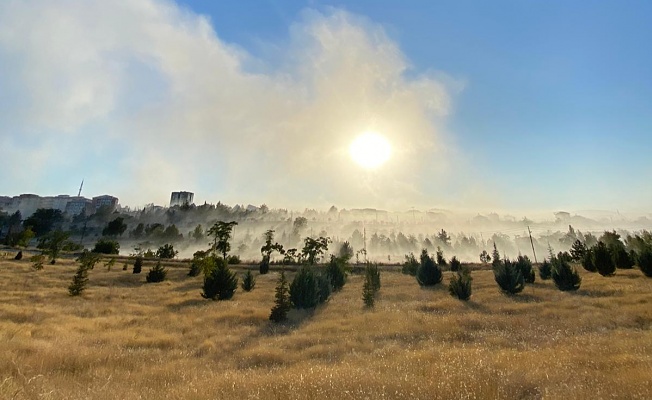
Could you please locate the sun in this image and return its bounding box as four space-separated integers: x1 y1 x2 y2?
349 131 392 169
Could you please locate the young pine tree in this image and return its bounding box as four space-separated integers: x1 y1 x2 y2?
493 258 525 295
538 259 552 280
68 265 90 296
146 261 167 283
637 248 652 277
449 256 461 272
551 257 581 291
202 259 238 300
326 255 347 291
581 248 597 272
515 254 535 284
133 256 143 274
241 270 256 292
402 253 419 276
416 249 442 286
436 247 447 268
593 242 616 276
269 271 291 322
289 267 320 309
448 267 472 301
362 262 381 308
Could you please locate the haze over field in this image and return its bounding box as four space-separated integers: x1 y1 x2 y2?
1 1 651 214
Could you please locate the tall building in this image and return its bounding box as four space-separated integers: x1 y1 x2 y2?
170 191 194 207
92 195 119 212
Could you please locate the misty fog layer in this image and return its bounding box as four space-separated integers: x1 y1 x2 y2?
0 1 468 210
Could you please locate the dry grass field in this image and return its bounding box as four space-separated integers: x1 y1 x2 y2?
1 255 651 399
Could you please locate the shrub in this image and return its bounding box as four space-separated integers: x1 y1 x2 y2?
638 248 652 277
133 256 143 274
326 255 347 291
14 251 22 260
612 246 634 269
538 259 552 280
362 262 381 308
269 272 291 322
515 254 535 284
581 248 596 272
402 253 419 276
593 242 616 276
30 254 45 270
259 255 270 274
436 247 447 268
316 273 332 304
146 261 167 283
227 254 241 264
156 244 178 259
202 259 238 300
416 249 442 286
479 250 491 264
241 270 256 292
93 239 120 255
449 268 472 301
68 265 89 296
449 256 461 272
493 258 525 295
289 267 320 309
552 257 581 291
188 261 201 277
570 239 587 261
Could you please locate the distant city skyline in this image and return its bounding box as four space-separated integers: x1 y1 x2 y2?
1 1 650 214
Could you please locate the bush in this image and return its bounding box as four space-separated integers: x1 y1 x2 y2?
449 268 472 301
241 270 256 292
570 239 587 261
93 239 120 255
436 247 447 268
227 254 241 264
269 272 291 322
493 258 525 295
402 253 419 276
316 273 332 304
538 259 552 280
416 249 442 286
326 255 347 291
289 267 320 309
202 259 238 300
552 257 581 291
593 242 615 276
449 256 461 272
515 254 535 284
581 248 596 272
188 261 201 277
155 244 178 259
30 254 45 270
68 264 89 296
612 246 634 269
146 261 167 283
133 256 143 274
638 248 652 277
362 262 381 308
14 251 23 260
259 255 270 274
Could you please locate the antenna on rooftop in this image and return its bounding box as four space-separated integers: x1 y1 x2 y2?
78 179 84 197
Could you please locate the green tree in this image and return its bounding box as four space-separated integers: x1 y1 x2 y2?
133 256 143 274
493 258 525 295
269 271 291 322
146 261 167 283
416 249 442 286
69 265 90 296
241 270 256 292
515 254 535 284
436 246 447 268
207 221 238 259
37 230 70 264
637 248 652 277
551 257 581 291
23 208 64 236
570 239 587 262
449 267 472 301
538 259 552 280
479 250 491 264
581 248 597 272
260 229 284 274
362 262 381 308
338 241 354 262
449 256 461 272
93 239 120 254
593 242 616 276
402 253 419 276
289 266 320 309
301 236 330 265
155 243 178 259
202 258 238 300
326 255 347 291
102 217 127 237
491 243 501 269
192 224 204 241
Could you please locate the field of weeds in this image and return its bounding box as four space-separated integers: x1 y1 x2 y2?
1 256 651 399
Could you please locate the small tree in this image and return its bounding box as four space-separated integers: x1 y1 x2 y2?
241 270 256 292
612 246 634 269
593 242 616 276
449 267 472 301
581 248 597 272
416 249 442 286
637 248 652 277
156 244 178 259
338 241 354 262
326 255 347 291
551 257 581 291
133 256 143 274
402 253 419 276
260 229 284 274
93 239 120 255
68 264 90 296
102 217 127 237
146 261 167 283
436 246 447 268
479 250 491 264
289 267 320 309
301 236 331 265
30 254 45 270
37 230 70 264
207 221 238 259
491 243 501 269
269 272 291 322
362 262 381 308
538 259 552 280
449 256 461 272
493 258 525 295
202 258 238 300
570 239 587 262
515 254 535 284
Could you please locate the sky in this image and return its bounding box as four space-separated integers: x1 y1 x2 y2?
0 0 651 215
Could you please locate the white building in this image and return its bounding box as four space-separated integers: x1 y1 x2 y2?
170 191 194 207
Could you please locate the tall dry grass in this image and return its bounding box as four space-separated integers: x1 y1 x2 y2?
1 255 651 399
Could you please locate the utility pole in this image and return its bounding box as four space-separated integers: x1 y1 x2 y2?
78 179 84 197
527 225 538 264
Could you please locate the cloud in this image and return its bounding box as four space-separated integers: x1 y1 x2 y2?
0 0 460 209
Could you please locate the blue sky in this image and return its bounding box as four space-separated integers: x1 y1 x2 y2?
1 1 651 214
